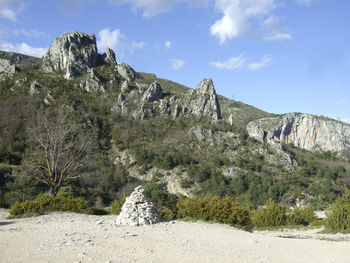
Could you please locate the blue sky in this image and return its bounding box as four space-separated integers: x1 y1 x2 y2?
0 0 349 123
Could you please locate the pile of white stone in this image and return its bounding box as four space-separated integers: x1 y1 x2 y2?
116 186 160 226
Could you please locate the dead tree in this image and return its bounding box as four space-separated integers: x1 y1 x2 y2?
26 110 95 196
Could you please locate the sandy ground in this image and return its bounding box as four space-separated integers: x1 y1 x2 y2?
1 209 350 263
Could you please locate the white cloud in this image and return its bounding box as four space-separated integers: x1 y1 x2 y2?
165 40 172 49
0 0 29 22
97 28 144 57
0 40 47 57
107 0 294 43
0 8 16 21
264 32 292 41
210 54 272 70
210 54 246 70
97 28 125 52
210 0 278 44
246 55 272 69
170 58 186 70
108 0 208 17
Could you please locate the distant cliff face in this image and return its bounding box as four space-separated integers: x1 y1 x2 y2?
247 113 350 153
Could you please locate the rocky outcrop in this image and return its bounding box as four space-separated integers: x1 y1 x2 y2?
29 81 42 95
247 117 299 171
79 68 105 93
42 31 99 79
187 78 221 121
116 63 135 81
142 81 163 102
0 58 16 77
116 185 160 226
102 47 117 65
248 113 350 153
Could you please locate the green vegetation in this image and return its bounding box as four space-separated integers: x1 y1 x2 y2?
9 195 90 216
253 200 316 228
253 200 287 228
177 195 252 231
110 194 127 215
325 191 350 232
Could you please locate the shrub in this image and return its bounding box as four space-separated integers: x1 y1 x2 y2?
253 199 287 228
325 191 350 232
287 207 316 226
158 206 175 220
176 195 252 231
110 194 127 215
9 195 90 216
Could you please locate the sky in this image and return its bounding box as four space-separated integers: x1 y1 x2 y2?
0 0 349 123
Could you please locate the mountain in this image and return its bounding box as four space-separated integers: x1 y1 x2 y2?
0 31 349 210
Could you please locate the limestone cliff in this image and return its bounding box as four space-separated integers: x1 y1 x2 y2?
247 113 350 153
42 31 99 79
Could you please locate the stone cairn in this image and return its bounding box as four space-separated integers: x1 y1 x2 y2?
116 186 160 226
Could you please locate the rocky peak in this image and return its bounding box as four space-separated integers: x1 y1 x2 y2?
102 47 117 65
188 77 221 121
116 185 160 226
42 31 99 79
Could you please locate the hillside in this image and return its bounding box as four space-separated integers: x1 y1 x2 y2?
0 31 349 211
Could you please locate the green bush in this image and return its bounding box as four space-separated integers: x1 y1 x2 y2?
110 194 127 215
176 195 252 231
325 191 350 232
9 195 90 216
287 207 316 226
253 199 287 228
158 206 175 219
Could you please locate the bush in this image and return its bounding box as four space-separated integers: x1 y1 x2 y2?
158 206 175 219
287 207 316 226
253 199 287 228
325 191 350 232
176 195 252 231
9 195 90 216
110 194 127 215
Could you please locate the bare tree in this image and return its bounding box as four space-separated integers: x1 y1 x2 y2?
25 110 96 196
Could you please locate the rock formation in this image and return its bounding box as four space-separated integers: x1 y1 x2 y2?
102 47 117 65
79 68 105 93
247 113 350 153
42 31 99 79
116 63 135 81
188 78 221 121
116 185 160 226
142 81 163 102
0 58 16 77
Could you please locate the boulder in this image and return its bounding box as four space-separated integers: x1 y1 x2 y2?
142 81 163 102
116 186 160 226
42 31 99 79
